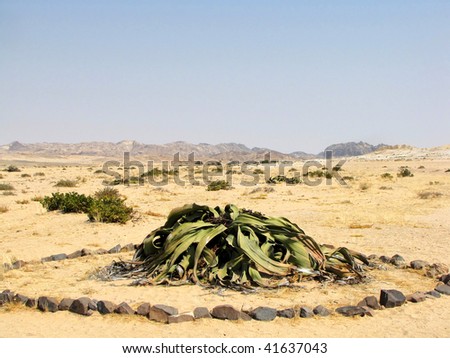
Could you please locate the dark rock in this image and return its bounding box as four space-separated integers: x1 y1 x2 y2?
439 274 450 285
240 312 252 321
149 304 178 323
211 305 240 321
69 297 94 316
108 245 121 254
313 305 331 316
81 248 94 256
37 296 59 312
361 306 375 317
367 254 378 260
3 263 12 271
277 308 296 319
41 256 52 263
426 263 449 278
114 302 135 315
25 298 36 308
120 243 135 252
95 248 108 255
136 302 151 316
335 305 366 317
299 306 314 318
380 289 406 308
0 291 14 304
97 300 117 314
249 307 277 321
58 298 74 311
50 253 67 261
357 296 381 310
379 255 391 263
435 284 450 295
406 292 426 303
410 260 430 270
389 254 406 267
13 294 29 305
12 260 26 269
193 307 211 319
168 313 195 324
67 250 83 259
426 290 441 298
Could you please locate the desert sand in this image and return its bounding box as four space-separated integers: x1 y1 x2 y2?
1 153 449 338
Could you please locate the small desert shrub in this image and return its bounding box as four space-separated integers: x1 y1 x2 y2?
418 166 425 169
0 183 14 191
249 186 275 194
253 169 264 175
94 169 105 174
379 186 393 190
324 171 333 179
381 173 393 180
5 165 20 172
40 190 133 223
87 197 133 224
445 169 450 173
40 192 93 213
21 173 31 178
31 195 44 202
2 191 15 196
16 199 30 204
359 182 370 191
307 170 324 177
397 167 413 177
0 173 3 179
54 179 77 187
94 187 121 200
332 164 342 171
207 180 232 191
342 176 354 181
418 191 443 199
34 172 45 177
266 176 301 184
0 205 8 213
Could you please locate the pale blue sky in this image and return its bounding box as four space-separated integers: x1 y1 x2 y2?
1 1 449 153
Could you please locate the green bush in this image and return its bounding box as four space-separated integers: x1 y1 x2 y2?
87 197 133 224
207 180 232 191
40 192 93 213
40 189 133 223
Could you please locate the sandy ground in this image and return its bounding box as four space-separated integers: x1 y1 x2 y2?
0 155 449 338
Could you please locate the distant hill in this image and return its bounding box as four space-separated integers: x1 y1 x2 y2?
0 140 397 160
318 141 387 157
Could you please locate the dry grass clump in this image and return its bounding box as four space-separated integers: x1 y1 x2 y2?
379 186 393 190
20 173 31 178
54 179 77 187
418 191 443 199
349 223 373 229
144 210 165 217
380 173 393 180
0 173 3 179
0 205 8 213
5 165 20 172
0 183 15 191
31 195 44 202
359 182 371 191
16 199 30 204
2 191 16 196
34 172 45 177
248 186 275 194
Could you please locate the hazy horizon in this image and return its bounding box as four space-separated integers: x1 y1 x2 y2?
1 1 449 153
